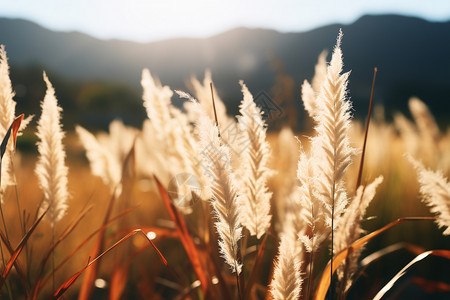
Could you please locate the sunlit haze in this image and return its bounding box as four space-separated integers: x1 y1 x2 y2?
2 0 450 42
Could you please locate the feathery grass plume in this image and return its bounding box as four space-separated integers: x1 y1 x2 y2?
0 45 18 191
141 68 173 141
76 121 137 196
185 70 231 125
98 120 137 167
184 71 245 155
297 144 329 253
394 112 420 156
301 81 316 118
35 73 68 226
135 119 171 182
170 106 211 201
311 30 354 230
197 111 242 274
269 235 303 300
277 138 307 260
312 50 329 93
76 125 122 194
141 71 203 210
0 46 16 131
409 156 450 235
408 97 440 143
439 129 450 174
301 50 328 118
334 176 383 289
408 97 440 162
236 81 272 239
272 127 299 230
140 70 180 173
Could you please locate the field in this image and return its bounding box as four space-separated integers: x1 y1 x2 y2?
0 32 449 300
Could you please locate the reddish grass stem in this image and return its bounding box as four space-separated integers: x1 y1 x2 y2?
355 67 378 190
210 82 221 138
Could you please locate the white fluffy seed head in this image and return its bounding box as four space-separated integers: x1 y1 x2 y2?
76 125 122 194
236 81 272 239
409 155 450 235
35 73 69 225
0 45 17 191
297 144 329 252
334 176 383 290
310 29 354 229
301 50 328 118
270 235 303 300
197 110 242 274
141 68 173 142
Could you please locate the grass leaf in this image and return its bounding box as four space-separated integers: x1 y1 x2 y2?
373 250 450 299
51 229 167 299
0 207 47 290
1 114 24 159
154 175 211 296
314 217 435 300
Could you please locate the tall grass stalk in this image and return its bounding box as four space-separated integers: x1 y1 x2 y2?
310 30 354 298
355 67 377 190
35 72 69 293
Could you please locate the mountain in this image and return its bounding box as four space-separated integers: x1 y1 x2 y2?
1 14 450 129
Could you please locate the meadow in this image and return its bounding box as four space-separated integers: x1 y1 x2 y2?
0 31 449 300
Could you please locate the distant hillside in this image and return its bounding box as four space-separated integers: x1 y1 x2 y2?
1 14 450 128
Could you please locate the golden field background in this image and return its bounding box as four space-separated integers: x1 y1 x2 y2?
2 106 449 299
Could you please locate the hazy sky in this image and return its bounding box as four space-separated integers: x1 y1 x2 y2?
2 0 450 42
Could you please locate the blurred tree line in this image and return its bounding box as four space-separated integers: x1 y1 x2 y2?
9 65 147 131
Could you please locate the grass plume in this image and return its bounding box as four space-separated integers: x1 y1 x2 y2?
236 81 272 239
35 72 69 226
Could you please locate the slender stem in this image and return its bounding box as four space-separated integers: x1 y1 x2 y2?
0 233 5 267
255 238 260 258
306 247 315 300
52 224 55 292
210 82 221 138
330 189 335 300
10 159 24 235
0 194 5 268
306 202 317 300
0 199 10 243
0 192 14 300
11 158 31 284
339 251 352 300
234 263 242 300
355 67 378 190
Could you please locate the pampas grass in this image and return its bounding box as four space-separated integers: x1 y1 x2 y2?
334 176 383 290
301 50 328 118
76 125 122 194
0 45 18 191
409 156 450 235
409 97 440 143
35 72 69 226
186 70 233 128
270 235 302 300
311 30 354 230
297 145 328 253
271 127 299 231
236 81 272 239
198 111 243 274
141 69 173 141
140 70 210 210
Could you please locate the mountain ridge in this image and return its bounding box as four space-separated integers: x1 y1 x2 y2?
1 14 450 127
